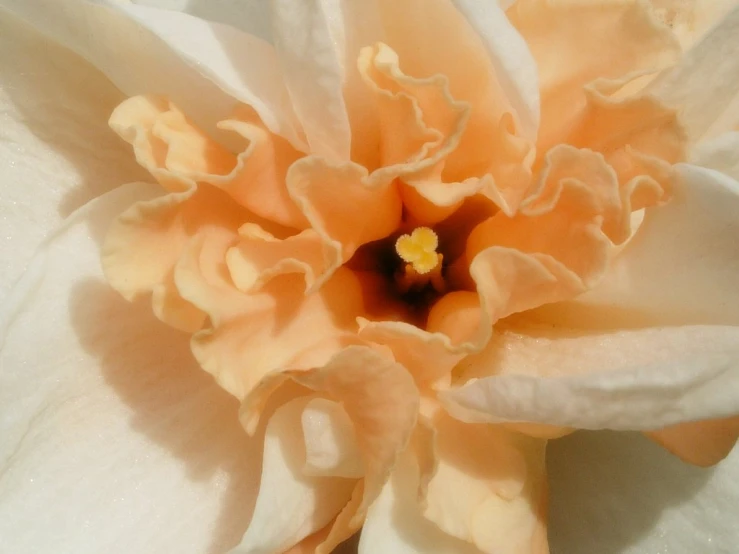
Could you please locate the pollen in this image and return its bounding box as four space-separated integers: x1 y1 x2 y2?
395 227 441 275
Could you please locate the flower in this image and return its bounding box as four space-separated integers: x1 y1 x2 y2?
1 1 739 554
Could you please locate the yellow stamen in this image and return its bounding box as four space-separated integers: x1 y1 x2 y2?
395 227 445 293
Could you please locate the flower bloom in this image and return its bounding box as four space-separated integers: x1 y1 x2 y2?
2 0 739 553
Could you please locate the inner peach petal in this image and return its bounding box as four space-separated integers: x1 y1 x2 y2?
102 184 246 333
645 416 739 467
509 0 680 148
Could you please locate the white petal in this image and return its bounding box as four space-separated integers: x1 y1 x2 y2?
358 450 484 554
0 0 304 147
231 395 356 554
548 431 739 553
450 0 540 140
0 184 261 554
441 321 739 430
578 163 739 325
690 131 739 182
269 0 352 161
132 0 272 42
652 6 739 143
302 397 364 479
0 14 146 296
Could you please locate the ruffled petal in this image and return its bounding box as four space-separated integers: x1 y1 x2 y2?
0 185 260 554
0 0 305 147
690 131 739 181
102 184 247 332
509 0 680 148
230 396 356 554
241 346 420 553
423 412 549 554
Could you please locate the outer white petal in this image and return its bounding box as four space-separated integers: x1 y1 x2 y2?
450 0 540 140
548 431 739 553
231 396 356 554
133 0 272 42
690 131 739 182
268 0 352 161
358 450 484 554
579 163 739 325
0 0 305 148
0 13 146 297
0 184 262 554
652 6 739 143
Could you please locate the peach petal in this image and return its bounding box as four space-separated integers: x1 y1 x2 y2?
240 346 420 553
226 224 329 293
176 232 365 400
423 413 549 554
645 416 739 467
231 396 356 554
509 0 680 148
212 106 308 228
102 184 246 332
109 95 236 193
286 156 403 289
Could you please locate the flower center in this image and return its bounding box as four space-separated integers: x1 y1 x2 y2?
394 227 445 295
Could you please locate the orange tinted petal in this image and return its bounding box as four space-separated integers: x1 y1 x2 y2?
102 185 246 332
646 416 739 467
109 95 236 193
510 0 680 148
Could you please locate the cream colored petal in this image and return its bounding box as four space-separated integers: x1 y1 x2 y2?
576 164 739 325
302 398 364 479
649 0 739 49
509 0 680 149
358 449 486 554
269 0 350 161
690 131 739 181
231 396 355 554
442 318 739 431
0 0 305 147
1 185 261 554
423 413 549 554
651 6 739 144
450 0 540 139
0 14 147 297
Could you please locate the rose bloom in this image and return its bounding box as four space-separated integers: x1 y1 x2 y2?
2 0 739 553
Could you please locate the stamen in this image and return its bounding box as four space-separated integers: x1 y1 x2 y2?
395 227 445 293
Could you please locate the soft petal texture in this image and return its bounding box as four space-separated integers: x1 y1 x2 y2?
0 13 147 297
0 0 304 147
423 412 549 554
231 396 356 554
443 316 739 430
646 416 739 467
548 431 739 553
649 0 739 48
450 0 540 139
269 0 350 161
652 5 739 142
509 0 680 149
358 449 486 554
690 131 739 181
0 185 262 554
241 346 419 553
302 397 364 478
576 164 739 325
